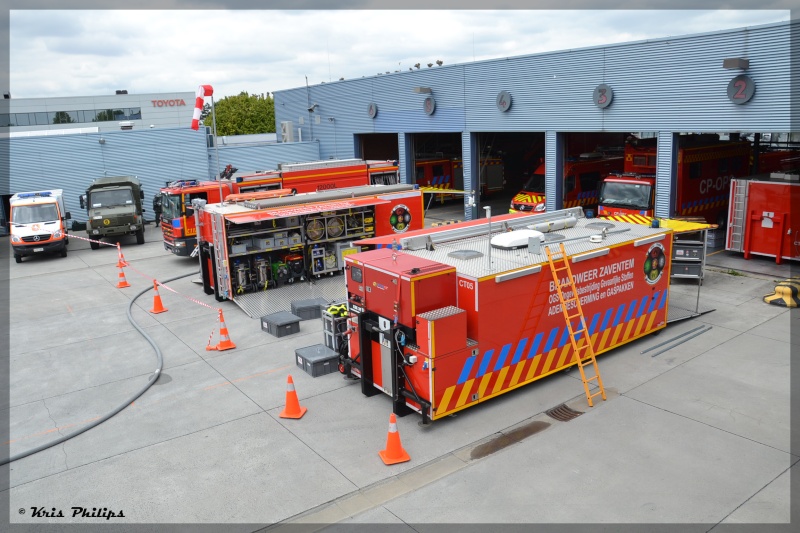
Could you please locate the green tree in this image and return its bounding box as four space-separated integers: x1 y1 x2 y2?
52 111 75 124
209 92 275 135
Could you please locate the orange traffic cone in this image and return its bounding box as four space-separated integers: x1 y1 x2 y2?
279 375 307 419
116 244 128 268
116 265 130 288
206 309 236 351
149 280 168 314
378 413 410 465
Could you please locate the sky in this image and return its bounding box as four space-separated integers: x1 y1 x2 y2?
8 8 793 100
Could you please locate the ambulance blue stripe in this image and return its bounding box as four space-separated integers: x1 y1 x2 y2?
612 303 626 327
625 298 638 322
476 349 494 378
543 327 559 352
601 308 614 332
648 291 660 313
659 289 668 309
510 338 528 366
457 356 475 385
493 343 513 372
636 296 649 318
527 332 544 359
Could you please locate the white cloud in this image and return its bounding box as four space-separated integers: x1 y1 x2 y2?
9 9 790 99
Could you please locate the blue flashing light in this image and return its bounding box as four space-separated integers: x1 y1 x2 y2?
18 191 52 198
172 219 182 229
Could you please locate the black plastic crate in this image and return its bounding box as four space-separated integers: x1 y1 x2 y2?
296 344 339 377
261 311 301 337
291 297 330 321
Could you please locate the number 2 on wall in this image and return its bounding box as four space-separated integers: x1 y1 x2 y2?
733 80 747 99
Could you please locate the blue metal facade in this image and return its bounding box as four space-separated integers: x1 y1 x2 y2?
274 21 795 219
1 129 320 223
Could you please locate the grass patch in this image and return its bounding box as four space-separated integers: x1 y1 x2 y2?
726 269 744 276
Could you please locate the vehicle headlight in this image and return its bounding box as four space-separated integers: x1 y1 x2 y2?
11 235 20 243
176 241 186 247
534 204 546 212
130 225 137 231
53 230 62 238
92 229 100 235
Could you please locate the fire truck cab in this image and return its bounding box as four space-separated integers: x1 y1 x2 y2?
510 153 623 214
598 135 751 226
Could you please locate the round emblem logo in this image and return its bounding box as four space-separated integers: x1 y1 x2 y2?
644 243 666 284
727 75 755 105
593 84 613 108
423 96 436 115
33 235 40 242
103 219 111 226
31 224 40 231
367 102 378 119
389 204 411 233
496 91 512 112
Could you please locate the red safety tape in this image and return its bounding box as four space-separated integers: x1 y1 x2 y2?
33 228 117 247
155 280 219 312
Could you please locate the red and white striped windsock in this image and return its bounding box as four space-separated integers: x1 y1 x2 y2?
191 85 214 130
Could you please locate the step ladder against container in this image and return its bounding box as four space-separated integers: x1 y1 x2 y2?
728 180 748 252
544 243 607 407
210 211 230 300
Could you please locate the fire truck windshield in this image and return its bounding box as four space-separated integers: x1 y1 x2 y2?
162 193 183 220
599 181 653 210
13 204 58 224
522 173 546 193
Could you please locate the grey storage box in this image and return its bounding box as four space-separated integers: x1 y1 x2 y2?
288 232 303 245
231 237 251 254
672 263 703 277
291 297 330 321
261 311 301 337
253 236 275 249
296 344 339 377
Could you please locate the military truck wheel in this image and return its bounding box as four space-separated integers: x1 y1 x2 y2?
136 228 145 245
60 247 67 258
14 254 21 264
90 239 100 250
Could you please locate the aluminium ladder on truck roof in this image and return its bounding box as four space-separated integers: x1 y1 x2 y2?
545 242 607 407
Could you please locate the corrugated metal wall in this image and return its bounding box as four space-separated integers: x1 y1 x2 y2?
277 22 793 136
1 128 208 223
211 141 320 174
656 132 678 219
274 21 795 221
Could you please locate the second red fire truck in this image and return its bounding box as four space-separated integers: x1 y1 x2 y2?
160 158 399 255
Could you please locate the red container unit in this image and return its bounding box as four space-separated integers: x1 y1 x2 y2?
343 208 673 424
726 175 800 264
196 184 424 313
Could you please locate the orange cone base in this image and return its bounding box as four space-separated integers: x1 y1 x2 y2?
279 405 307 419
215 340 236 351
116 279 130 289
379 447 410 465
150 305 168 314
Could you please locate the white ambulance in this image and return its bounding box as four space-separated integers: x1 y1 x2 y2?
9 190 70 263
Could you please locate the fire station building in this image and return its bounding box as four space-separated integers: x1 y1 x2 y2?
1 19 795 225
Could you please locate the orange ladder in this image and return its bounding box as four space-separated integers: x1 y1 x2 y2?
545 243 607 407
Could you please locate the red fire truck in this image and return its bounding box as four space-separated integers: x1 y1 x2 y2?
509 153 623 214
415 156 504 200
341 208 673 424
196 184 424 314
160 159 399 255
597 135 752 226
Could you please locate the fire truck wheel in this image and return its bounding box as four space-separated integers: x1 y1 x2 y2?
716 212 727 231
136 228 145 245
90 239 100 250
14 254 21 263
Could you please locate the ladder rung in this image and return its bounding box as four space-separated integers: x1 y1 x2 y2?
589 390 605 399
584 375 599 382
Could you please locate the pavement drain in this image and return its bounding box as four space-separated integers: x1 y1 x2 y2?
544 403 584 422
470 420 550 460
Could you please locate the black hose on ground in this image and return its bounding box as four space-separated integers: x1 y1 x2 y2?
0 271 199 466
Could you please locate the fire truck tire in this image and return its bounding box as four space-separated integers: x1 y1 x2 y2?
136 228 145 245
90 239 100 250
716 212 727 231
14 254 21 264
